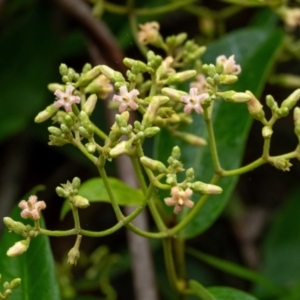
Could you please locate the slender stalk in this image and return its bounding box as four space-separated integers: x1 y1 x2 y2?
203 107 222 174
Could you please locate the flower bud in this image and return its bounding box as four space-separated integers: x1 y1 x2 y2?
79 126 91 139
246 91 265 121
72 177 81 189
191 182 222 194
186 168 194 181
167 70 197 84
273 158 292 172
59 63 68 76
83 94 98 116
67 235 82 266
99 65 125 82
109 141 131 157
48 136 69 146
218 74 238 85
262 126 273 138
78 66 102 86
166 174 177 185
56 186 69 198
34 104 58 123
161 87 186 101
3 217 27 236
47 83 64 92
144 127 160 137
172 131 207 146
7 239 30 257
281 89 300 110
266 95 278 111
85 143 96 153
73 195 90 209
171 146 181 159
140 157 167 173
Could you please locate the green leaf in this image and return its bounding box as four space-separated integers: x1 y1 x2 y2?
155 27 284 238
189 280 216 300
219 0 266 6
207 286 259 300
0 3 59 142
0 206 60 300
253 190 300 298
60 177 144 219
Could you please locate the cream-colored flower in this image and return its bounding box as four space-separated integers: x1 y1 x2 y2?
216 55 241 75
112 85 139 112
283 8 300 30
181 88 209 114
138 22 160 45
164 186 194 214
19 195 46 220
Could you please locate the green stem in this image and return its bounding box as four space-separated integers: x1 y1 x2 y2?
173 238 186 281
131 155 147 193
262 137 271 159
72 139 98 164
70 204 81 232
97 157 124 221
203 107 222 174
163 238 180 292
91 122 108 140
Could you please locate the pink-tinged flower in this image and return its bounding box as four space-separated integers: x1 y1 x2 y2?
181 88 209 114
112 85 139 112
19 195 46 220
164 186 194 214
216 55 241 75
54 85 81 112
190 74 208 93
138 22 160 45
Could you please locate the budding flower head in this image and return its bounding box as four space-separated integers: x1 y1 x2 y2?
112 85 139 113
68 235 82 266
54 85 81 112
216 55 241 75
273 158 292 172
164 187 194 214
181 88 210 114
7 239 30 257
18 195 46 220
138 22 160 45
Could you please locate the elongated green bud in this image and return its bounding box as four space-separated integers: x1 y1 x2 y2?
140 156 167 173
172 131 207 146
73 195 90 209
78 66 102 86
35 104 58 123
281 89 300 110
191 182 222 194
3 217 27 236
167 70 196 84
83 94 97 116
161 87 186 101
246 90 265 121
99 65 125 82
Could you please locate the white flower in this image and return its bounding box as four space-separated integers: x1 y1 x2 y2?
138 22 160 45
181 88 209 114
112 85 139 112
54 85 81 112
216 55 241 75
19 195 46 220
164 187 194 214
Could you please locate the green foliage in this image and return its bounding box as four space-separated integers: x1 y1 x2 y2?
208 286 259 300
155 26 284 238
60 177 144 219
0 206 60 300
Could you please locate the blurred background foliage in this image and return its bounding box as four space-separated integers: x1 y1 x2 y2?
0 0 300 299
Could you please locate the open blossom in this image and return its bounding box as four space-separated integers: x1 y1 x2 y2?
54 85 81 112
164 186 194 214
112 85 139 112
216 55 241 75
283 8 300 30
19 195 46 220
138 22 160 45
190 74 208 93
181 88 209 114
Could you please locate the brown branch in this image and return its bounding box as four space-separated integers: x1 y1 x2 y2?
52 0 126 73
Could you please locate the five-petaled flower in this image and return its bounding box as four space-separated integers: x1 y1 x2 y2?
138 22 160 45
216 55 241 75
19 195 46 220
54 85 81 112
112 85 139 112
164 186 194 214
181 88 209 114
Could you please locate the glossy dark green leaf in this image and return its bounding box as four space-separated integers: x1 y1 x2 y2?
154 27 284 238
253 190 300 298
60 177 144 219
207 286 258 300
0 206 60 300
